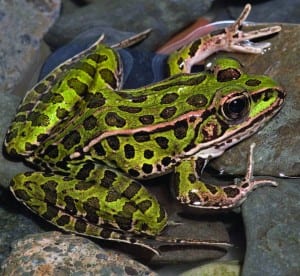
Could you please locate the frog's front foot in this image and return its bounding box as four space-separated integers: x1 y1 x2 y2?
173 143 277 210
224 4 281 54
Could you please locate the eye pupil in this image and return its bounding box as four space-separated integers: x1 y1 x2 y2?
229 98 246 114
222 93 250 122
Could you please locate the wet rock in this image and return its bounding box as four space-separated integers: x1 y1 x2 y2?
0 190 44 266
242 178 300 275
45 0 214 50
227 0 300 23
180 261 241 276
1 232 156 275
0 0 61 95
0 92 33 189
210 24 300 178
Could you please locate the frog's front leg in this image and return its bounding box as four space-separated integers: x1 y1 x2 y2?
167 4 281 75
172 144 277 209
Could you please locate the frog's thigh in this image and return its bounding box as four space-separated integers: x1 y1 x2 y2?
10 167 167 236
172 159 246 209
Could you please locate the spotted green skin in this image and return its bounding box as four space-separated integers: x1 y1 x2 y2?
4 39 285 247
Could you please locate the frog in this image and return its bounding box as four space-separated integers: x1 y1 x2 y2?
4 4 285 254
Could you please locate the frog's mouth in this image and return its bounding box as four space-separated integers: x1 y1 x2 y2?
192 86 285 159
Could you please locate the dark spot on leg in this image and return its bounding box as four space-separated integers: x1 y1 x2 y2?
42 205 59 220
206 184 218 194
34 82 48 94
137 199 152 213
28 111 50 127
43 145 59 159
75 162 95 180
123 181 141 199
56 107 68 119
142 163 153 174
41 180 58 205
64 195 77 215
128 168 140 178
106 189 122 202
223 187 240 198
74 220 87 233
188 173 196 183
56 215 70 226
133 131 150 142
100 170 117 188
161 156 171 167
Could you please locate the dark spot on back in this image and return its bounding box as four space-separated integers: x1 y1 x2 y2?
160 93 179 104
62 130 81 150
160 106 177 119
139 115 154 125
106 136 120 150
186 94 207 108
155 136 169 149
124 144 135 159
83 115 98 131
105 112 126 128
118 106 142 113
217 68 241 82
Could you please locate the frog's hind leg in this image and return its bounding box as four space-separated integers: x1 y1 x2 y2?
10 164 168 251
172 143 277 210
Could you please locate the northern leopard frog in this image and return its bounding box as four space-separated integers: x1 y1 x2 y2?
4 4 285 253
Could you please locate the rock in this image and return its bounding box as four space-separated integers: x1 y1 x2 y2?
227 0 300 23
0 94 31 189
1 232 156 275
242 178 300 275
0 0 61 95
210 24 300 177
45 0 214 50
0 189 44 266
180 261 241 276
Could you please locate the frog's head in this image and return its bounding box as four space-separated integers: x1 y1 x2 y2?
195 57 286 159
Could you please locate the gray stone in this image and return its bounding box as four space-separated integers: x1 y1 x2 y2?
242 178 300 275
45 0 214 50
0 93 31 189
1 232 157 275
0 190 44 266
210 24 300 178
0 0 61 95
227 0 300 23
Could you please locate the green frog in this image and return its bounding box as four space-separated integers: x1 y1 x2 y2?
4 4 285 253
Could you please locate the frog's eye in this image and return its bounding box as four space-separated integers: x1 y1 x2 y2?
221 92 250 122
